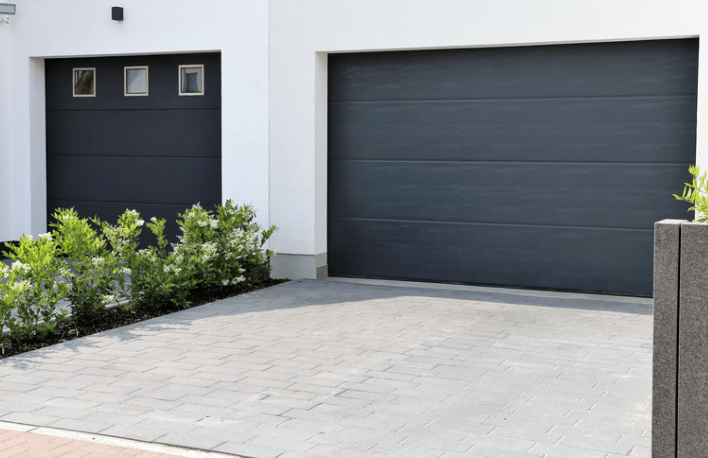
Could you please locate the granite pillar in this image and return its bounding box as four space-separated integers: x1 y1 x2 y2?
653 220 682 458
653 220 708 458
677 222 708 457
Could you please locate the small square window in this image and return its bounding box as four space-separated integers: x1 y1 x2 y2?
179 64 204 96
73 68 96 97
125 66 149 96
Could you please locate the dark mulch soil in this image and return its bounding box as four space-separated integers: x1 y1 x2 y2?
0 279 287 359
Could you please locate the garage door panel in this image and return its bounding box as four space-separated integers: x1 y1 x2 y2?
47 110 221 158
329 39 698 295
329 218 653 295
329 161 691 229
46 53 221 244
47 156 220 205
329 96 697 163
45 53 221 111
329 40 698 102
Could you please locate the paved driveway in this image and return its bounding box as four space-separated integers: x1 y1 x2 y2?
0 279 653 458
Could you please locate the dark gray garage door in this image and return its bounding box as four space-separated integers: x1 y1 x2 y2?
46 53 221 242
328 39 698 295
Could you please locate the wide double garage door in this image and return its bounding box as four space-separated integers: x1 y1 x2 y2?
46 53 221 242
328 39 698 295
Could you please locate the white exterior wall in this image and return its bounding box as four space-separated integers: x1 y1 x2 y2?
0 0 269 241
269 0 708 279
3 1 708 280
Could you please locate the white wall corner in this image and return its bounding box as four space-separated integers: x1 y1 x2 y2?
692 33 708 221
29 57 46 236
314 52 328 255
271 252 328 280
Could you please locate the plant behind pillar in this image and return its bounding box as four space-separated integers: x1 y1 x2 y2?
673 165 708 223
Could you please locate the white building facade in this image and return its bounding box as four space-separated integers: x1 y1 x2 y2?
2 0 707 294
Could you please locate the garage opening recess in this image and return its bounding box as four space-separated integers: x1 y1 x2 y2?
46 52 222 245
327 39 698 296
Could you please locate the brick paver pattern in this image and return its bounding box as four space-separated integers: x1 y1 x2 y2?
0 279 652 458
0 427 191 458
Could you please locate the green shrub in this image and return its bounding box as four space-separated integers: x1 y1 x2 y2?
0 262 31 346
51 208 122 327
0 202 276 347
674 165 708 222
1 234 68 342
175 201 276 293
121 215 197 312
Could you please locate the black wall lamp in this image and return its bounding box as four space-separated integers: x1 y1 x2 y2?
0 3 16 24
112 6 123 21
0 3 15 14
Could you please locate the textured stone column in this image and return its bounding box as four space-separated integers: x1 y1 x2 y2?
677 222 708 457
653 220 683 458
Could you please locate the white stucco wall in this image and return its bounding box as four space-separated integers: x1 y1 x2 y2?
0 15 22 242
269 0 708 278
3 1 708 279
0 0 269 242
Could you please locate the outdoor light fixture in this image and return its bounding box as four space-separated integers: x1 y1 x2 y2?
112 6 123 21
0 3 15 24
0 3 15 15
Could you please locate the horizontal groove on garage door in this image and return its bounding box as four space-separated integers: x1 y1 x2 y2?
329 216 656 232
329 159 692 165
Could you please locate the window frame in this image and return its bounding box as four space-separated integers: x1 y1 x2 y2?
72 67 96 98
124 66 149 97
178 64 205 96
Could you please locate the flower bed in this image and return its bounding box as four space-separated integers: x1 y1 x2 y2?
0 201 276 355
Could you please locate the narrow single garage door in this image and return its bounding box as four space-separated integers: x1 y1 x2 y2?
328 39 698 295
46 53 221 242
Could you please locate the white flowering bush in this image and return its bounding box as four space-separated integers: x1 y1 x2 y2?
216 201 275 286
51 208 123 327
0 263 31 346
98 208 144 305
122 216 198 311
0 202 276 348
175 201 275 293
1 234 69 342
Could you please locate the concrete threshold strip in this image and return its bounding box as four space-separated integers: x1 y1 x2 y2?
332 276 654 305
0 420 246 458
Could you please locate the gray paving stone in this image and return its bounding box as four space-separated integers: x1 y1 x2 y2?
0 411 61 426
157 432 228 451
373 442 446 458
214 440 283 458
49 417 113 433
0 279 651 458
529 442 609 458
488 425 562 444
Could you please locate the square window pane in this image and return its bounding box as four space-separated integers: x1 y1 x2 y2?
179 65 204 95
73 68 95 97
125 67 148 96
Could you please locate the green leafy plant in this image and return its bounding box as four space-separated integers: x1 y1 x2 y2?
124 216 197 312
51 208 122 327
217 201 275 286
673 165 708 222
1 234 69 342
0 262 31 347
0 202 276 351
175 201 276 293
